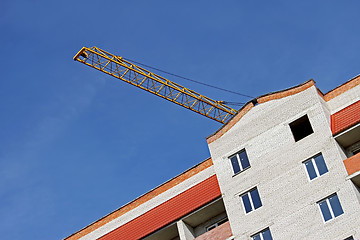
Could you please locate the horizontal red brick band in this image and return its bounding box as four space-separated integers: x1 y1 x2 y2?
99 175 221 240
194 221 232 240
324 75 360 101
343 152 360 176
331 100 360 135
65 158 213 240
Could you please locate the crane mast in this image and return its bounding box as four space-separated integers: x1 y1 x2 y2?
74 46 237 123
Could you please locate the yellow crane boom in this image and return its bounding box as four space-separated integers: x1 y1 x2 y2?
74 46 237 123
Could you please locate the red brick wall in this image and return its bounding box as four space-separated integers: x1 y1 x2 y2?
343 152 360 176
194 221 232 240
257 80 315 104
331 100 360 135
324 75 360 101
65 158 213 240
99 175 221 240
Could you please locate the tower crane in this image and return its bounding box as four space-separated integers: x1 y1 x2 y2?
74 47 238 124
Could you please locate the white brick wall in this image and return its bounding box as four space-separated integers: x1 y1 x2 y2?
327 84 360 114
208 86 360 240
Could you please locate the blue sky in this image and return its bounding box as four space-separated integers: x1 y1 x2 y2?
1 1 360 239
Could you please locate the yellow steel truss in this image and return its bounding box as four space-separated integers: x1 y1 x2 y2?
74 46 237 123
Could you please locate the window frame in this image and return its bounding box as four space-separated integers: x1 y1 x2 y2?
303 153 328 181
205 217 228 232
251 227 273 240
317 193 344 223
240 187 262 214
346 141 360 156
229 149 251 176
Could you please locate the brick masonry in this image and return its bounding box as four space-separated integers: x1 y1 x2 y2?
343 152 360 175
207 80 316 144
66 74 360 240
98 175 221 240
207 75 360 145
208 84 360 239
194 221 232 240
207 102 254 144
65 158 213 240
331 100 360 135
323 75 360 102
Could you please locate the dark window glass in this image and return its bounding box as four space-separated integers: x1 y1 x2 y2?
230 156 241 174
242 188 262 214
252 235 261 240
242 193 252 213
304 153 328 180
230 149 251 175
250 188 262 210
207 225 216 231
344 236 354 240
314 154 328 176
289 115 314 141
206 218 228 232
319 194 344 222
252 228 273 240
305 160 317 180
262 228 273 240
329 194 344 217
319 200 332 222
239 150 250 169
353 149 360 155
217 218 228 225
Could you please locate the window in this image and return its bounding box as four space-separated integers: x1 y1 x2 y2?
344 236 354 240
229 149 250 175
304 153 328 180
206 217 228 232
289 115 314 141
353 149 360 155
318 193 344 222
252 228 273 240
346 142 360 156
241 188 262 213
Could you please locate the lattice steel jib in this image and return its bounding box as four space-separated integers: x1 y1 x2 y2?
74 47 237 123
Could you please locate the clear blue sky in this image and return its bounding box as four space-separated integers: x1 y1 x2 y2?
1 1 360 239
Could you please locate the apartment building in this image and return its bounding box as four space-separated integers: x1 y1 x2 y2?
65 75 360 240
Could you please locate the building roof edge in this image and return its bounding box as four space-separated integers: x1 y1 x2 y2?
64 157 213 240
206 79 316 144
323 74 360 101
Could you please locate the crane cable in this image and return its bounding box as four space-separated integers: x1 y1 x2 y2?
123 57 254 104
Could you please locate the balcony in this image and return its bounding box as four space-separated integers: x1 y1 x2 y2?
143 223 180 240
343 152 360 188
194 221 232 240
143 198 232 240
334 122 360 148
332 101 360 180
332 100 360 148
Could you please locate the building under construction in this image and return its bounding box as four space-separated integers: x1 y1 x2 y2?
66 48 360 240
